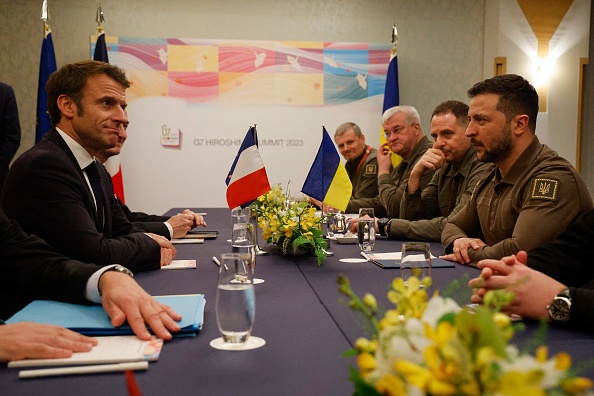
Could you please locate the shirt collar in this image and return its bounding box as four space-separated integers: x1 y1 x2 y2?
56 127 95 170
498 135 541 183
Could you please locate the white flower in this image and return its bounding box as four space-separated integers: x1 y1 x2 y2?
421 295 461 327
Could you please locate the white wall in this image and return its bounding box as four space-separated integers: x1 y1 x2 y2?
1 0 485 212
484 0 591 165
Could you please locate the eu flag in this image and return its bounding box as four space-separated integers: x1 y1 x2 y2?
36 25 57 143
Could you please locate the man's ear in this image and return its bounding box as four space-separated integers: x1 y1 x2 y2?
56 95 76 119
512 114 530 136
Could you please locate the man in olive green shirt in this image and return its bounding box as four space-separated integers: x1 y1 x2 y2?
376 100 490 241
334 122 378 200
345 106 434 218
441 74 593 265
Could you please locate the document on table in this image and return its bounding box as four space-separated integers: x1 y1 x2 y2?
161 259 197 270
366 252 454 269
171 238 204 244
6 294 206 337
8 336 163 368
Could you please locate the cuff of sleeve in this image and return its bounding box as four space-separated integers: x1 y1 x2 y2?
85 265 118 303
164 222 174 239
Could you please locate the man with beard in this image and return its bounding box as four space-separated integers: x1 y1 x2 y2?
441 74 592 265
374 100 490 241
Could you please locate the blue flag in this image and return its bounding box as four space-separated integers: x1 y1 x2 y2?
93 32 109 63
301 127 352 212
382 53 400 112
36 26 57 143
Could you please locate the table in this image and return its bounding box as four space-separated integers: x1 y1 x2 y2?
3 208 594 395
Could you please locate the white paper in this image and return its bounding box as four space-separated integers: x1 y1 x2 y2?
9 336 163 368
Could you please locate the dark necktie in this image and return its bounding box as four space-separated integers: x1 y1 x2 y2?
85 160 105 230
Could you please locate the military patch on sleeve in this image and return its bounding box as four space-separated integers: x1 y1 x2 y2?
530 178 559 201
366 164 377 175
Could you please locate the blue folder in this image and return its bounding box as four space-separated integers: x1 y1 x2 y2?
6 294 205 337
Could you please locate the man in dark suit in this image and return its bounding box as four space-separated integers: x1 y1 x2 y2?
0 208 181 362
96 128 207 239
0 82 21 193
1 60 175 272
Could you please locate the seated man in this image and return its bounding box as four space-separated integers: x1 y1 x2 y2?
375 100 489 241
345 106 434 218
1 61 175 272
469 208 594 333
96 124 206 240
334 122 378 200
441 74 592 265
0 208 181 362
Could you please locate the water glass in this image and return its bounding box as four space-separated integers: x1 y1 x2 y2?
230 206 251 241
357 208 375 251
400 242 432 285
216 253 256 344
231 222 256 276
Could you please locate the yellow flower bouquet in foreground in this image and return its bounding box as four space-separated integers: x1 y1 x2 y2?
338 275 594 396
252 184 327 265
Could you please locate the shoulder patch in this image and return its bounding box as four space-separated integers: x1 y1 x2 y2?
531 178 559 201
366 164 377 175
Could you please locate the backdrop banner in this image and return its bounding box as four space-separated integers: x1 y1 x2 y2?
91 37 392 213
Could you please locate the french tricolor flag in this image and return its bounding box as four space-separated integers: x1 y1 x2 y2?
226 126 271 209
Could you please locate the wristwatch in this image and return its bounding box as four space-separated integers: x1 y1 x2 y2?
99 265 134 296
547 288 571 323
377 218 390 236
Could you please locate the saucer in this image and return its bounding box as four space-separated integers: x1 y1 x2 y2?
210 336 266 351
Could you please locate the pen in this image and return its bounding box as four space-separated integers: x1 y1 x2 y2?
19 361 149 379
212 256 221 267
360 251 371 261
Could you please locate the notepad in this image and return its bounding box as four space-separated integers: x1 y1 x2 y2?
183 230 219 239
368 252 455 269
161 259 197 270
8 336 163 368
171 238 204 244
6 294 205 337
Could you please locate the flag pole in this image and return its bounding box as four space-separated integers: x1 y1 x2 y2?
96 1 105 34
251 124 268 256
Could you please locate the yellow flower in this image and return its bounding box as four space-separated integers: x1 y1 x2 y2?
561 377 594 394
363 293 378 311
375 373 407 396
395 359 430 390
497 370 547 395
357 352 376 379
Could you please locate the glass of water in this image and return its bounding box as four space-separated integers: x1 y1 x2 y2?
357 208 375 251
231 222 262 283
230 206 251 242
216 253 255 344
400 242 432 285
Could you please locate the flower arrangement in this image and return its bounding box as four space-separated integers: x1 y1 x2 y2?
251 183 327 265
338 275 594 396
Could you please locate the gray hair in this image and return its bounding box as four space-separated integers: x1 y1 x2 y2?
381 105 420 126
334 122 362 138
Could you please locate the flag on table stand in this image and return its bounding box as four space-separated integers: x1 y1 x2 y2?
381 25 401 166
226 126 271 209
36 21 57 143
301 127 352 212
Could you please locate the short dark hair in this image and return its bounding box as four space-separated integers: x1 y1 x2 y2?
467 74 538 132
431 100 469 129
46 60 130 126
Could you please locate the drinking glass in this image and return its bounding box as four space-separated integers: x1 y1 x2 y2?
215 253 255 344
357 208 375 251
232 222 263 283
230 206 251 242
400 242 432 286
